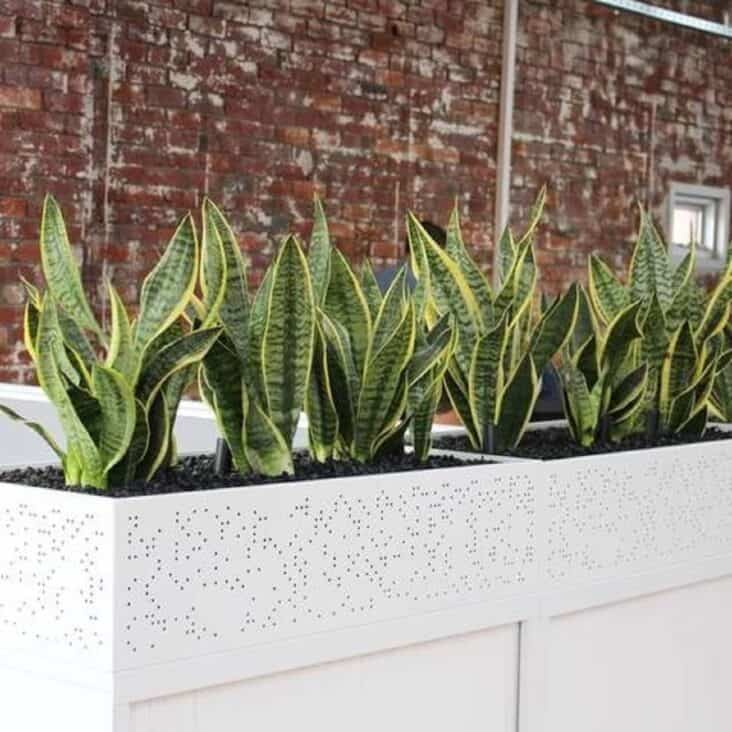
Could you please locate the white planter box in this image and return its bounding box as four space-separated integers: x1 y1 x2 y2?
0 458 542 732
3 395 732 732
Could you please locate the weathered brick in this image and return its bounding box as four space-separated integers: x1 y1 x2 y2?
1 0 729 383
0 85 41 109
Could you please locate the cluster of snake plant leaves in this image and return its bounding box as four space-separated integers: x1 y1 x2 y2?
2 190 731 489
411 191 731 451
0 195 221 489
573 212 732 445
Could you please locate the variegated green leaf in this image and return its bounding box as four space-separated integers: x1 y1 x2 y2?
106 282 137 382
712 358 732 421
201 336 248 472
137 392 170 481
671 244 695 295
660 321 698 427
23 298 40 362
678 403 707 438
406 213 480 375
306 324 339 462
354 305 415 461
530 283 579 372
497 227 516 287
324 248 372 378
204 199 250 357
361 259 383 321
244 393 293 475
308 195 331 306
446 203 494 326
106 406 149 488
444 365 480 448
600 300 643 380
571 285 596 352
57 305 95 384
40 195 102 338
371 267 408 354
562 362 599 447
92 364 136 475
135 213 199 347
0 403 64 459
137 327 221 407
515 184 547 248
628 209 673 310
469 315 508 449
262 236 315 444
247 266 273 402
641 294 668 371
588 254 630 324
36 295 103 486
319 310 358 447
696 276 732 345
511 242 537 323
409 373 442 462
200 199 228 327
496 353 540 450
371 375 409 457
574 334 599 388
407 313 453 387
609 363 648 416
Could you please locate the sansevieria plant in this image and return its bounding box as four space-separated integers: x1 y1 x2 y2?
588 208 732 439
710 321 732 423
560 286 648 445
408 189 579 453
0 195 220 489
305 198 456 462
197 199 315 476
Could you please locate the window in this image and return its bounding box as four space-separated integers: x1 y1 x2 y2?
667 183 730 273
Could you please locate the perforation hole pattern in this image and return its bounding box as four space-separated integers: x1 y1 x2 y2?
546 446 732 584
118 470 537 666
0 499 110 659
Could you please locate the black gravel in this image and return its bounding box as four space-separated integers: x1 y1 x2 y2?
0 451 486 497
434 425 732 460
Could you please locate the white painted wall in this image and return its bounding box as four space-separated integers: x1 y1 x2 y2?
129 626 519 732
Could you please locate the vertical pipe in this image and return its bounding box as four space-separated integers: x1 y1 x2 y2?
494 0 520 286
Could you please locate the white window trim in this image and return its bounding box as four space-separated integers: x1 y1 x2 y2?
666 183 730 275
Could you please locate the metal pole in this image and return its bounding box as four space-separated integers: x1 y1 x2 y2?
493 0 519 286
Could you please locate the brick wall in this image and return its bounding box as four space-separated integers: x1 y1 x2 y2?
0 0 504 382
0 0 730 380
512 0 732 292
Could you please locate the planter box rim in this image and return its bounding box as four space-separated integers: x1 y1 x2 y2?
0 450 530 503
433 421 732 463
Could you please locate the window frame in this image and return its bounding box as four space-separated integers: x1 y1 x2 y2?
666 182 730 274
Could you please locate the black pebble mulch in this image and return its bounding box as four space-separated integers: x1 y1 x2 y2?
0 451 486 498
434 425 732 461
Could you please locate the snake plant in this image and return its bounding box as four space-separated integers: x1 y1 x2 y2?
588 208 732 439
305 198 456 463
197 199 315 476
408 189 579 453
0 195 220 489
560 285 648 445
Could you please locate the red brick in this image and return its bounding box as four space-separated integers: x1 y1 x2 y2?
0 85 41 109
0 198 26 217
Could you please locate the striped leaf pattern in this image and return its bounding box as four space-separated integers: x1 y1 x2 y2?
262 236 315 445
135 213 199 347
40 195 101 338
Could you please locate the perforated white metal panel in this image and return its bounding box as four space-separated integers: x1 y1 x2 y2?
0 484 114 670
114 462 540 669
545 441 732 586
